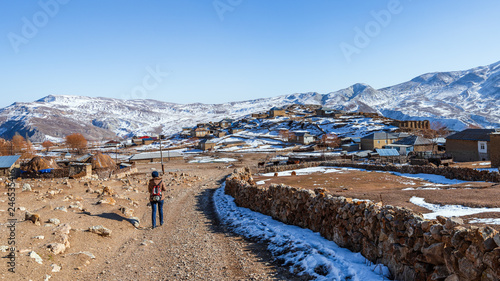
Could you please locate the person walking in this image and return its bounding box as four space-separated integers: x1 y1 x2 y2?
148 171 166 229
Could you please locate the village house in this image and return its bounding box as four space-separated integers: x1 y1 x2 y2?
191 127 209 138
199 139 216 151
214 130 227 138
269 107 286 117
219 118 233 128
490 130 500 168
104 140 120 148
315 107 345 117
142 137 155 145
229 127 243 134
180 127 192 138
0 155 21 178
251 113 268 119
446 129 496 162
385 135 435 155
294 132 316 145
360 132 409 151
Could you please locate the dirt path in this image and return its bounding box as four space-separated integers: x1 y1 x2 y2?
73 171 296 281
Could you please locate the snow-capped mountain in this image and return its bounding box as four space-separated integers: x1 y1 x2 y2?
1 61 499 142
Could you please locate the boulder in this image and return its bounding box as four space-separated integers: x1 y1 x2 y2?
89 225 112 237
25 211 41 225
22 183 32 192
29 251 43 264
47 243 66 255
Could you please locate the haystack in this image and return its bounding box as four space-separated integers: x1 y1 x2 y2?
23 156 60 172
91 153 116 170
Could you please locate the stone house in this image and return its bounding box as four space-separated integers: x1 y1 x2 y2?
295 132 315 145
191 127 209 138
446 129 495 162
315 107 345 117
490 131 500 168
389 135 434 153
360 132 409 151
199 139 216 151
269 107 286 117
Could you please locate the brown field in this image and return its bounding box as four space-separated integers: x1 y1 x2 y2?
253 165 500 231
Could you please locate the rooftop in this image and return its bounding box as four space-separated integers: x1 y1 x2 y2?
446 129 495 141
0 155 21 169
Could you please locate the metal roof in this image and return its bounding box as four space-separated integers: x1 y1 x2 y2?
362 132 409 140
375 149 400 157
393 135 432 146
0 155 21 169
446 129 495 141
129 151 184 161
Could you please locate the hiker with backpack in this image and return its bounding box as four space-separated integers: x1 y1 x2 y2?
148 171 167 229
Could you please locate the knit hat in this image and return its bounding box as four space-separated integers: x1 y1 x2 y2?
152 171 159 178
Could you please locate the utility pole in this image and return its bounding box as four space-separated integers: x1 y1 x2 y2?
159 135 164 175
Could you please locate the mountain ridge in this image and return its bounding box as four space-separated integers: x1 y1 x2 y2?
1 61 499 142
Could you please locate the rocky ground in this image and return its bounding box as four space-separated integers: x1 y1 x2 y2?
1 153 498 280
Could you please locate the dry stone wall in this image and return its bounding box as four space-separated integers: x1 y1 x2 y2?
263 162 500 183
225 168 500 281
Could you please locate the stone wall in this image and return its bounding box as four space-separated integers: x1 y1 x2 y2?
263 162 500 183
225 168 500 281
490 133 500 168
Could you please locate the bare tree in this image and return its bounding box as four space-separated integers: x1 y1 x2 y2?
419 121 450 152
42 140 55 152
66 133 88 154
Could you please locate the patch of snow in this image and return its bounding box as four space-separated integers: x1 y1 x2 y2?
409 197 500 219
468 218 500 225
214 183 391 280
188 157 237 163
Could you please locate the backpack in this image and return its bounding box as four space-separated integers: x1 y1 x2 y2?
151 180 162 202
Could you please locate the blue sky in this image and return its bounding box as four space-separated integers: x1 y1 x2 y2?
1 0 499 108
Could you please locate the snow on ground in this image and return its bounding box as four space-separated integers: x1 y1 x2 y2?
260 167 354 177
476 168 499 173
214 184 391 281
188 156 237 163
409 197 500 220
468 218 500 225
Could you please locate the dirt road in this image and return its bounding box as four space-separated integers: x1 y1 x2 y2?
75 168 296 281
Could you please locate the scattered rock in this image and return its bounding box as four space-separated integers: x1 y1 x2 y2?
89 225 112 237
69 251 96 259
48 218 61 225
53 223 71 235
51 264 61 272
47 243 66 255
97 197 116 205
32 235 45 240
22 183 32 192
29 251 43 264
25 211 41 225
119 206 134 217
54 206 68 212
44 274 51 281
0 245 9 252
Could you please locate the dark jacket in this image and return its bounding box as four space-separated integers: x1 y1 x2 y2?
148 177 167 201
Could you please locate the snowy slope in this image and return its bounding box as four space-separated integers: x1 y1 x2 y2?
0 61 499 141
